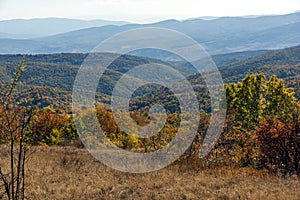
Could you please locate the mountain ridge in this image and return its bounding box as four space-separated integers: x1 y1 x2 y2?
0 12 299 55
0 18 130 39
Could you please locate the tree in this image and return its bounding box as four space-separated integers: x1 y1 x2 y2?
0 59 35 200
225 73 266 129
264 75 298 123
225 73 297 128
255 117 300 175
218 73 299 168
29 106 68 146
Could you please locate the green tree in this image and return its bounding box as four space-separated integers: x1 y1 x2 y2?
225 73 266 129
264 75 298 122
218 73 299 168
226 73 297 126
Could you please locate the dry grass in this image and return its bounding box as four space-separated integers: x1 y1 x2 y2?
0 146 299 200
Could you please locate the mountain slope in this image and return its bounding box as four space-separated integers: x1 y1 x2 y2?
219 45 300 97
227 22 300 52
0 45 299 110
0 18 129 38
0 12 299 54
132 45 300 113
136 45 300 112
221 45 300 72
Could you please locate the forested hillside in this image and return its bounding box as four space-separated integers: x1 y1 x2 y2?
0 41 299 200
0 45 299 110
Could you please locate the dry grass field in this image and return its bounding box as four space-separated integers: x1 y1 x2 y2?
1 146 299 200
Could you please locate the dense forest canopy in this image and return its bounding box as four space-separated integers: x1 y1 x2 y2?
0 45 299 110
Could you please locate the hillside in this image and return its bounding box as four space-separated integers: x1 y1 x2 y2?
201 45 299 98
132 45 300 112
0 12 299 54
220 45 300 81
0 48 271 92
0 53 170 109
0 45 299 110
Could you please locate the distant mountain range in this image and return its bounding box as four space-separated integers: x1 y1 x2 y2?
0 12 299 55
0 18 129 38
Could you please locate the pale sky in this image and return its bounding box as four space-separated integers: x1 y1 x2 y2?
0 0 299 23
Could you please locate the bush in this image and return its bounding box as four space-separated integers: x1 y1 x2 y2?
255 118 300 175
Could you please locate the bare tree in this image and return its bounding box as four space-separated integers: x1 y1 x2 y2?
0 59 34 200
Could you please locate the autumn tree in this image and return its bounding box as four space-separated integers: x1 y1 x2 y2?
0 60 35 200
255 117 300 175
216 73 299 168
29 107 69 146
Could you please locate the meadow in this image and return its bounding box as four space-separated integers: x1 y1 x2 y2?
1 146 299 200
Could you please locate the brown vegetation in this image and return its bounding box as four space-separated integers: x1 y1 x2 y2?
1 146 299 200
1 62 299 199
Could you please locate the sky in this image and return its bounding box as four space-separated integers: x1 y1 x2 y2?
0 0 299 23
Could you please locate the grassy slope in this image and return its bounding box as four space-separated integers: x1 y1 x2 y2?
1 146 299 200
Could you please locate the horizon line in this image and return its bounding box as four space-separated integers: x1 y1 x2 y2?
0 10 299 24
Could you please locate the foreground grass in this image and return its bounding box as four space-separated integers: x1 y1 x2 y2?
1 146 299 199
